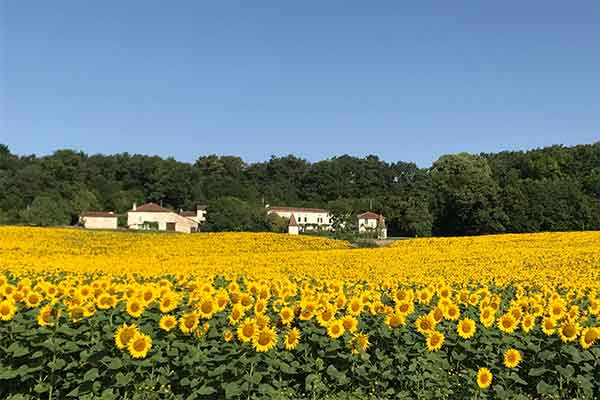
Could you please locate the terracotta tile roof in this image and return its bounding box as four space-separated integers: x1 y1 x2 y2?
269 206 328 213
130 202 172 213
288 214 299 227
357 211 384 220
81 211 118 218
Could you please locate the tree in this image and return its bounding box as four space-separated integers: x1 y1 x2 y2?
20 194 70 226
203 197 270 232
431 153 507 235
327 199 357 234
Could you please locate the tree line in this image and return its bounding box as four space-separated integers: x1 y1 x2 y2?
1 142 599 236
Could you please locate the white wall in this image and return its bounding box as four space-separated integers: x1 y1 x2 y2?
82 217 118 230
358 218 379 232
127 212 198 233
268 210 332 230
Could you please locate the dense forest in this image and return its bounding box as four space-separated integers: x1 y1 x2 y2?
1 142 599 236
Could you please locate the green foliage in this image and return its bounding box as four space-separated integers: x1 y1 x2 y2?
19 194 70 226
203 197 271 232
1 287 598 399
1 142 600 235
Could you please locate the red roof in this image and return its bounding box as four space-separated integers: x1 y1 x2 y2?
130 202 172 213
288 214 299 227
269 206 328 213
357 211 384 220
81 211 118 218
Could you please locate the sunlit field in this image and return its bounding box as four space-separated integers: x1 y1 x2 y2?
1 227 599 399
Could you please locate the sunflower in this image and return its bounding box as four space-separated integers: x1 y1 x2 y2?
141 288 156 304
521 314 536 333
548 299 566 320
237 318 257 343
96 293 116 310
159 294 179 313
476 368 493 389
559 321 580 343
415 314 436 335
503 348 522 368
254 299 267 315
479 306 495 328
115 324 138 350
541 317 557 336
0 300 16 321
278 306 294 326
255 314 270 330
497 313 518 334
179 312 199 334
579 327 598 350
443 303 460 321
68 305 86 323
589 298 600 316
426 331 444 352
350 332 370 354
425 309 440 327
37 304 59 327
416 288 433 304
299 301 316 321
215 291 229 311
347 297 363 316
224 329 234 342
395 301 414 317
438 285 452 299
24 292 42 308
317 305 336 327
197 297 216 319
327 319 345 339
126 299 145 318
342 315 358 333
566 305 580 321
385 312 405 329
284 327 301 350
239 293 254 308
509 306 522 322
252 326 277 352
229 304 245 325
468 293 480 306
159 315 177 332
457 318 476 339
128 332 152 359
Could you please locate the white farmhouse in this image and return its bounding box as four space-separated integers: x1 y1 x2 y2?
357 211 387 239
127 203 200 233
267 206 332 232
80 211 118 230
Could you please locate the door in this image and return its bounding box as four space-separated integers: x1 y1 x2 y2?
166 222 176 232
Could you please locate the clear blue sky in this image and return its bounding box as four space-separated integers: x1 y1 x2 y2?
1 1 599 167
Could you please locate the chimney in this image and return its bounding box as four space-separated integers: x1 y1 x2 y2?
132 202 137 211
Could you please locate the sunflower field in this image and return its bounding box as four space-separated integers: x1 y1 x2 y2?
0 227 599 399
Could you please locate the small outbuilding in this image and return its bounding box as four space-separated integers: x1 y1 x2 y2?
288 214 299 235
80 211 119 230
